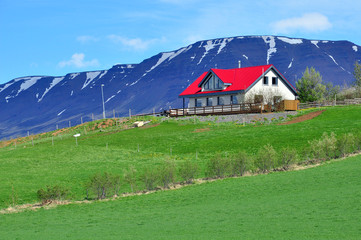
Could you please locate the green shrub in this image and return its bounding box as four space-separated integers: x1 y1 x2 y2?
37 185 69 204
278 147 298 170
321 132 337 160
158 159 176 189
124 165 137 192
254 144 277 173
86 172 121 200
307 138 326 162
206 153 229 178
230 152 250 176
178 159 198 184
142 168 158 191
336 133 355 158
354 133 361 151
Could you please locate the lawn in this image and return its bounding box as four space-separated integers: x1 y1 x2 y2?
1 105 361 208
1 154 360 239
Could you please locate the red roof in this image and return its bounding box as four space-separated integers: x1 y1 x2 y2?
179 64 296 97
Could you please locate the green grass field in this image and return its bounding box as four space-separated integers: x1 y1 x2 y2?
1 155 361 239
1 106 361 208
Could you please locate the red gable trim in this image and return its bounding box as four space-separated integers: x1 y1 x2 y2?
179 65 297 98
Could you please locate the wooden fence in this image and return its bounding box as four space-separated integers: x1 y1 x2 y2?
298 98 361 110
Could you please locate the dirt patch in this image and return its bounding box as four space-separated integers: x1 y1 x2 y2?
193 127 210 133
279 110 325 125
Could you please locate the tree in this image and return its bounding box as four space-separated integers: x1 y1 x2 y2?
296 67 326 102
353 61 361 94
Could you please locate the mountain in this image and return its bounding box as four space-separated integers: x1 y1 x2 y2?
1 35 361 139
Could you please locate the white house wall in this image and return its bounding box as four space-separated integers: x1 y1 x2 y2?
244 69 296 103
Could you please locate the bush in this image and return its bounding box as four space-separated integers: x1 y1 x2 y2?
254 144 277 173
321 132 337 160
158 159 176 189
230 152 250 176
86 172 121 200
336 133 355 158
124 165 137 192
278 147 298 170
37 185 69 204
178 159 198 184
142 168 158 191
354 133 361 151
206 153 229 178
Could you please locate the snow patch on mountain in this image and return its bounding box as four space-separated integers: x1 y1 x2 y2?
147 52 174 73
98 71 108 79
57 109 66 116
278 37 303 44
81 71 101 90
16 77 43 97
38 77 64 102
262 36 277 64
288 58 294 69
311 40 319 48
169 45 192 61
217 38 233 54
69 73 80 79
197 38 233 65
353 46 358 52
327 54 338 65
243 54 248 60
105 95 115 103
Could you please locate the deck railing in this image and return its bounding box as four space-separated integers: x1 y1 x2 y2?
169 103 263 117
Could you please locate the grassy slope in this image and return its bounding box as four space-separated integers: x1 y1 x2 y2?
1 155 361 239
1 106 361 207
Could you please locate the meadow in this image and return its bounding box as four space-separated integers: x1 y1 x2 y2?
1 154 361 239
1 106 361 208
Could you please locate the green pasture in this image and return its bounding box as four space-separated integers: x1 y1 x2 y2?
1 154 361 239
1 105 361 208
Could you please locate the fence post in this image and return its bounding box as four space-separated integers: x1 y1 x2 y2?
129 109 132 119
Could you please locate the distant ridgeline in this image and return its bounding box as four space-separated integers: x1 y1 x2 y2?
0 35 360 139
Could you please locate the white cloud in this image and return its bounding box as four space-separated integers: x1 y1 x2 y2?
107 35 166 50
58 53 99 68
272 13 332 33
76 35 99 43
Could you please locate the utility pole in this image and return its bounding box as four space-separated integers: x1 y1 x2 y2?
101 84 106 119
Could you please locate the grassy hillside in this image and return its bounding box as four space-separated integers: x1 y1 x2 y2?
1 155 361 239
1 106 361 208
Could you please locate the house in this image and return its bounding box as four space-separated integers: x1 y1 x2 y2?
179 64 297 108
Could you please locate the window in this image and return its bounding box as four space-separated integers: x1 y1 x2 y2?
263 76 268 85
195 98 202 107
273 96 282 104
272 77 278 85
215 78 222 89
206 97 213 106
231 95 238 104
217 96 224 105
203 74 223 91
254 95 263 104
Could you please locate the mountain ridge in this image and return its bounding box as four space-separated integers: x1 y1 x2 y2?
1 35 360 139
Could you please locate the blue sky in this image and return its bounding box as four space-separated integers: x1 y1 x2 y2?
1 0 360 84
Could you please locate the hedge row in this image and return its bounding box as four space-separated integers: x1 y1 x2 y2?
37 132 361 204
